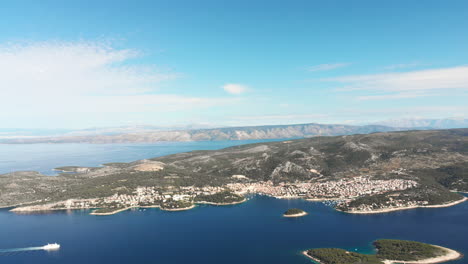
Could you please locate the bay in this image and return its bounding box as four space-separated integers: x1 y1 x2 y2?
0 195 467 263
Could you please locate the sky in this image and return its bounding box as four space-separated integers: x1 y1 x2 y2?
0 0 467 129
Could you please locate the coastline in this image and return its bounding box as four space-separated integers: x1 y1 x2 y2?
283 211 307 218
342 196 467 214
7 194 466 216
302 251 323 264
195 197 247 206
91 204 197 215
302 245 462 264
382 245 462 264
160 204 196 211
90 207 132 216
306 197 343 202
9 196 248 215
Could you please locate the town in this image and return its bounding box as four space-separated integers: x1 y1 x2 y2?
11 176 419 214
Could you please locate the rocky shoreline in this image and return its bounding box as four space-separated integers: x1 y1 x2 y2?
283 211 307 218
303 244 463 264
8 195 467 216
342 196 467 214
382 245 462 264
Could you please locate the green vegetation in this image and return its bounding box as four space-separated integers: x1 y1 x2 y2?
374 239 446 261
284 208 305 215
194 190 244 204
305 239 450 264
160 199 193 210
306 248 383 264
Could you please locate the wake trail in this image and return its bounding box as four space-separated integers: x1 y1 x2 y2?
0 246 44 254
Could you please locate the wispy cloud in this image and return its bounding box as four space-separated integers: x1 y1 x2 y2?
222 83 248 95
0 41 178 97
308 63 350 72
382 62 429 70
328 66 468 100
0 41 240 128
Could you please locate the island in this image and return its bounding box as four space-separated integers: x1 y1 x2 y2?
303 239 463 264
283 208 307 217
1 129 467 215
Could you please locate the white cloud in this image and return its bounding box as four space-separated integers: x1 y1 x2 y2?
0 41 240 128
222 83 248 95
308 63 350 72
0 41 177 97
328 66 468 100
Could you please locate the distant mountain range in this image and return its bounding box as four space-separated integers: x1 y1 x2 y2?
373 118 468 129
0 118 466 144
0 123 405 144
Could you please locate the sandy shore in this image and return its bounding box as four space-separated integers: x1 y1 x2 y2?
382 245 462 264
195 198 247 206
302 251 323 264
344 196 467 214
283 212 308 218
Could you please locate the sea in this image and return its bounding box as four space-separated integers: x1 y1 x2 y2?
0 141 467 264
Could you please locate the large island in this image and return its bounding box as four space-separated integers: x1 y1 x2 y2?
1 129 467 215
303 239 463 264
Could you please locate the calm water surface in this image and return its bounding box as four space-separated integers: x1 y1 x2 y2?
0 195 467 264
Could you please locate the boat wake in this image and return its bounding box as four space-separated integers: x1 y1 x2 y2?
0 244 60 256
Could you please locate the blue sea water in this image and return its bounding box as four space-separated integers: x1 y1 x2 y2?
0 139 283 175
0 141 467 263
0 195 467 264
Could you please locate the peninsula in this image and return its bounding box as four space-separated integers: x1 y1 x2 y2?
1 129 467 215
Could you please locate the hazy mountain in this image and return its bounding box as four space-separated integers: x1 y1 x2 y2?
0 124 215 139
0 123 405 144
374 118 468 129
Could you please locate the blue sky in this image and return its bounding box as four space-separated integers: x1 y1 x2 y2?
0 0 467 129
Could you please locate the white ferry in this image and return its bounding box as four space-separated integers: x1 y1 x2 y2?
43 243 60 250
